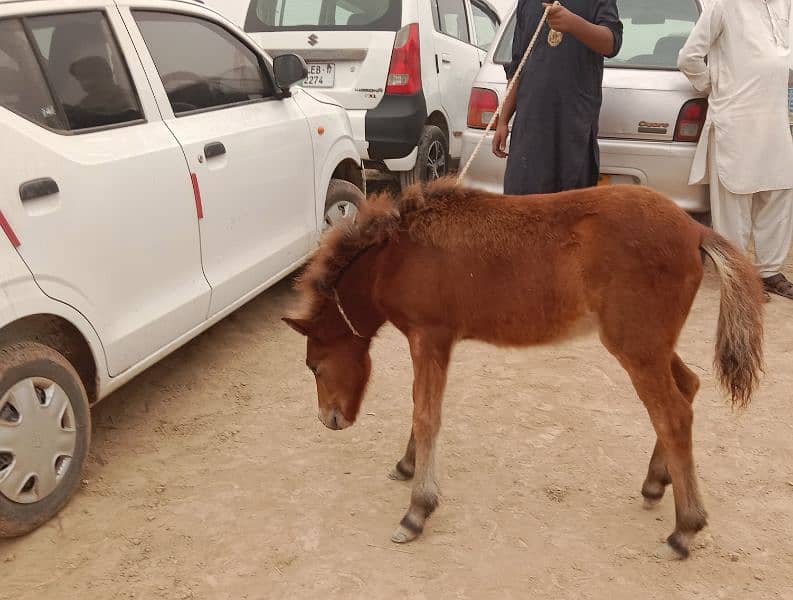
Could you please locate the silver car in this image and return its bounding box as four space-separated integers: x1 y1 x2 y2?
460 0 709 215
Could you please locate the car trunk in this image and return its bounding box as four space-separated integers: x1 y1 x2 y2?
248 30 397 110
243 0 403 111
475 62 702 143
601 68 704 142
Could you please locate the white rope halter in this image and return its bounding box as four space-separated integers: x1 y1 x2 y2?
333 288 366 339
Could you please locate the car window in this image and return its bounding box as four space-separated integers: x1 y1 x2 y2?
471 1 499 50
493 11 516 66
607 0 699 68
26 12 143 131
1 12 143 132
277 0 322 25
245 0 402 32
494 0 699 70
432 0 471 44
0 19 65 129
134 11 273 116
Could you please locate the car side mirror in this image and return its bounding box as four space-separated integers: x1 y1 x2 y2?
273 53 308 93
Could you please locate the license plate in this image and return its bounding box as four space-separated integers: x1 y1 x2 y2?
598 174 610 186
304 63 335 88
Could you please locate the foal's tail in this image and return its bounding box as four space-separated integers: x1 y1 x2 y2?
700 228 765 408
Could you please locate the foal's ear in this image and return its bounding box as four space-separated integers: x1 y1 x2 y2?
282 317 314 337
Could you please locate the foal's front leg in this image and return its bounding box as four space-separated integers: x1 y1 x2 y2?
391 331 453 543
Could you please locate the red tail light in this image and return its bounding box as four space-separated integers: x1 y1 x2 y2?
386 23 421 95
674 99 708 142
467 87 499 129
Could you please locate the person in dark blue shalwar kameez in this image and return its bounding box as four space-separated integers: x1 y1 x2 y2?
492 0 623 195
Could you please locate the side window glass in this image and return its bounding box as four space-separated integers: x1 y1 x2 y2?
432 0 471 44
471 1 498 50
493 11 516 65
134 11 273 116
0 19 64 129
26 11 144 131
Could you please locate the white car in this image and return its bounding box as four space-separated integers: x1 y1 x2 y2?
229 0 501 187
461 0 711 215
0 0 364 537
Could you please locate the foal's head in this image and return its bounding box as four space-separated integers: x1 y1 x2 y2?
283 311 372 431
282 186 407 429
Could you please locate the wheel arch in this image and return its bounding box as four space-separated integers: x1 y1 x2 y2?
331 158 365 195
0 314 99 405
426 110 450 146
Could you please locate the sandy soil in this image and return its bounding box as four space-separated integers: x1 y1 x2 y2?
2 255 793 599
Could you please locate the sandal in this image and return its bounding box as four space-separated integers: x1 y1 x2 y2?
763 273 793 300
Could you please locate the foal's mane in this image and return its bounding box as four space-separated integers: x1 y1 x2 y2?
294 177 476 320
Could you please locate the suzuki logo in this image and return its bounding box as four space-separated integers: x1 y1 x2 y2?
308 33 319 46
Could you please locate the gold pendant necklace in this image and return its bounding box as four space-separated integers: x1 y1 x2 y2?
548 29 563 47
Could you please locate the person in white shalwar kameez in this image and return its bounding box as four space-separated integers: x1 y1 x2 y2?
678 0 793 299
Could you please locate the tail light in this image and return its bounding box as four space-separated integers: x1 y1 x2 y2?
674 99 708 142
386 23 421 95
467 87 499 130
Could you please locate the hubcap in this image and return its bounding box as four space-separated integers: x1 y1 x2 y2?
324 200 359 229
0 378 76 504
424 140 447 181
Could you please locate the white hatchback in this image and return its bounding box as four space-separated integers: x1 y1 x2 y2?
461 0 711 215
0 0 363 536
231 0 501 187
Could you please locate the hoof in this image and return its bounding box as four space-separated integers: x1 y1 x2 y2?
653 543 687 561
391 525 420 544
642 497 662 510
388 468 412 481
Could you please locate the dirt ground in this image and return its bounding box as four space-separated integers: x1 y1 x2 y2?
3 254 793 599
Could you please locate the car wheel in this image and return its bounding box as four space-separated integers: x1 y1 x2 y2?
0 342 90 538
324 178 364 230
399 125 449 189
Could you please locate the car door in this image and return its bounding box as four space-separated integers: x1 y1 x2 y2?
124 5 316 317
0 5 210 376
430 0 482 157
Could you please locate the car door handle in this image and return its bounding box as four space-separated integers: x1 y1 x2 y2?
19 177 59 202
441 53 452 64
204 142 226 160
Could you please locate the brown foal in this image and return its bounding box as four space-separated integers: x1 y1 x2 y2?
284 179 764 559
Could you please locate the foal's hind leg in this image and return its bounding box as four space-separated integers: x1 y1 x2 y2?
391 330 452 544
389 429 415 481
642 355 700 509
628 361 707 558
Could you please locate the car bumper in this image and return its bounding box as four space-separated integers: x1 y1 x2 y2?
364 92 427 161
346 109 370 160
459 130 710 214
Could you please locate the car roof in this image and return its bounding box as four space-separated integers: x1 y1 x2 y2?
0 0 205 5
0 0 227 19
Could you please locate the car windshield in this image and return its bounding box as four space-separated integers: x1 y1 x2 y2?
245 0 402 32
494 0 700 70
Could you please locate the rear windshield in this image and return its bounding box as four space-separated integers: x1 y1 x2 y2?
494 0 700 70
609 0 699 68
245 0 402 32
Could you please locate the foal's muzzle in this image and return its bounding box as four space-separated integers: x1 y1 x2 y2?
319 407 351 431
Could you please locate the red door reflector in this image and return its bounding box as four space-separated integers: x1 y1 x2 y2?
191 173 204 220
0 210 20 248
